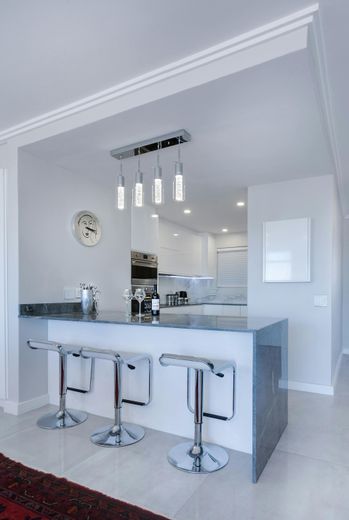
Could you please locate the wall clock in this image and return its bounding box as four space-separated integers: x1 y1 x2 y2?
72 210 101 247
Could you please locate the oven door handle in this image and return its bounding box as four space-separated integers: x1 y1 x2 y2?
132 260 157 268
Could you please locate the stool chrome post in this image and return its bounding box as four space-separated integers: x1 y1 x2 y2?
160 353 234 474
191 369 203 458
27 340 88 430
82 348 149 447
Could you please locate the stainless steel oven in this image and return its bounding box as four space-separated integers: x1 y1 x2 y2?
131 251 158 314
131 251 158 286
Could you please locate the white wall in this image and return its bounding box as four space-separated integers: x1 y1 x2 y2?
331 186 342 380
18 150 131 311
0 169 6 400
342 219 349 352
248 175 341 392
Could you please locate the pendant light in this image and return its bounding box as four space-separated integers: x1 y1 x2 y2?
152 142 164 205
173 137 185 202
133 148 144 208
116 158 126 210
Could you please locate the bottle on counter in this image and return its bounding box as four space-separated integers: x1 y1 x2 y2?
151 284 160 317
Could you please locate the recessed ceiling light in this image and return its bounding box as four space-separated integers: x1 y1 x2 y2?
173 233 179 237
222 228 228 233
151 213 159 218
183 209 191 214
236 201 245 207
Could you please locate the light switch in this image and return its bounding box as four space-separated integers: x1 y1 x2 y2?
64 287 80 300
314 295 328 307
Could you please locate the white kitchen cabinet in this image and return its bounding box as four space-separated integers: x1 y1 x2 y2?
200 233 217 277
222 305 248 317
163 304 248 317
240 305 248 317
131 204 159 255
223 305 242 317
161 305 203 315
202 304 223 315
159 219 202 276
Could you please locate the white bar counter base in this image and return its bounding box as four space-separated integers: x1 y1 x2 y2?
19 306 288 482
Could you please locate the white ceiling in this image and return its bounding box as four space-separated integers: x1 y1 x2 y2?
23 49 334 233
0 0 316 131
2 0 349 226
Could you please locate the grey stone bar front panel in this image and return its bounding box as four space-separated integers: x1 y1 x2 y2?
253 319 288 482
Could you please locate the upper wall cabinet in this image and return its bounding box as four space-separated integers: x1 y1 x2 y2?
131 205 159 255
159 219 203 276
200 233 217 278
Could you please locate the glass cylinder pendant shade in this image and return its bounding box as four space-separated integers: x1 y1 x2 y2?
116 174 126 210
173 161 185 202
133 170 144 208
152 165 164 205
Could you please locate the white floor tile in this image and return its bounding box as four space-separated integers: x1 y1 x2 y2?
1 355 349 519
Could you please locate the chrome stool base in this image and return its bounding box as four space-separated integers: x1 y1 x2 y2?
37 408 88 430
90 422 145 447
168 441 229 474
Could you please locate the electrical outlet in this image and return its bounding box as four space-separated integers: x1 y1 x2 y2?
64 287 80 300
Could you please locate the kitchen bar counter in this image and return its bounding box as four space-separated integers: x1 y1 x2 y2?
19 302 288 482
20 304 281 334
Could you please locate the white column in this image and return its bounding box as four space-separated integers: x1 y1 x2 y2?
0 168 8 400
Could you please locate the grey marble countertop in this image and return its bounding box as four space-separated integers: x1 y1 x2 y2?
160 301 247 309
19 304 284 333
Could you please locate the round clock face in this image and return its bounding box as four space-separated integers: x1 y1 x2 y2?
72 211 101 247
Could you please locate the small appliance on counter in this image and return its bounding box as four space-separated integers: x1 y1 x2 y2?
165 291 189 306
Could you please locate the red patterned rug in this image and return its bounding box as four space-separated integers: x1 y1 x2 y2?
0 452 169 519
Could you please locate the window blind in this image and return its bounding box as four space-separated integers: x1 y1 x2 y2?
217 247 247 287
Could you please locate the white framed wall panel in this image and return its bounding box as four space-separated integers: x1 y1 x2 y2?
263 217 311 282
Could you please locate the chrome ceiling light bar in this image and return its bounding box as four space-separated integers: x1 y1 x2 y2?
111 129 191 208
110 129 191 160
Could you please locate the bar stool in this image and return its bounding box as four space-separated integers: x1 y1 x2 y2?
81 346 152 447
27 340 88 429
159 353 236 474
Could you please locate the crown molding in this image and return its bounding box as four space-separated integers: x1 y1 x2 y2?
308 11 347 217
0 4 318 144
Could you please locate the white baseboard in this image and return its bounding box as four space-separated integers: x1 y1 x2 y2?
288 380 334 395
1 394 49 416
